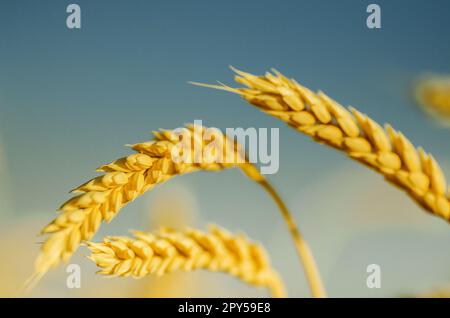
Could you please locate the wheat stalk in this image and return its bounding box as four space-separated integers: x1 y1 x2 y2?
191 67 450 222
29 123 325 298
87 224 286 298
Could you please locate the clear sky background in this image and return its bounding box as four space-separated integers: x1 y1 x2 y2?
0 0 449 297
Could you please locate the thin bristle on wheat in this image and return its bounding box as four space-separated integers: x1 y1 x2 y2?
33 124 262 281
192 67 450 221
87 225 286 298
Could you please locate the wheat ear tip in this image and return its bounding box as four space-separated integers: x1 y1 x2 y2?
20 271 44 295
229 65 250 77
270 68 285 77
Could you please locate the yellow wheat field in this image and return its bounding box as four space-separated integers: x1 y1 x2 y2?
87 225 286 298
192 67 450 222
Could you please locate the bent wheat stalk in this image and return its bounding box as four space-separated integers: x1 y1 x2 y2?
87 225 286 298
30 123 325 298
191 68 450 222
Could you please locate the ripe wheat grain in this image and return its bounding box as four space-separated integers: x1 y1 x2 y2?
87 225 286 298
191 67 450 221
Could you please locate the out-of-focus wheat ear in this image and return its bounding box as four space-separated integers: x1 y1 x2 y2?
87 225 286 298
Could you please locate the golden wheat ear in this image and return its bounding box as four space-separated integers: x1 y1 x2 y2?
193 68 450 222
31 123 325 298
31 124 251 283
87 224 286 298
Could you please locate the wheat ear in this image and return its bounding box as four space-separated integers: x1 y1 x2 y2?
30 123 325 298
191 68 450 221
31 125 258 282
87 225 286 298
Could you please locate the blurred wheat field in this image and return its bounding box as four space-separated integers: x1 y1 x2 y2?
415 75 450 126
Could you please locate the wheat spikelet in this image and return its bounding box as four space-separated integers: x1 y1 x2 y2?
31 124 263 285
87 225 286 298
191 67 450 221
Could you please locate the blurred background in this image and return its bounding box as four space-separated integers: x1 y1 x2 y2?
0 0 449 297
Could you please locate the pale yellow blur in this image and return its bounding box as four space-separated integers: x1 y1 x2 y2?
136 186 204 297
415 75 450 125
